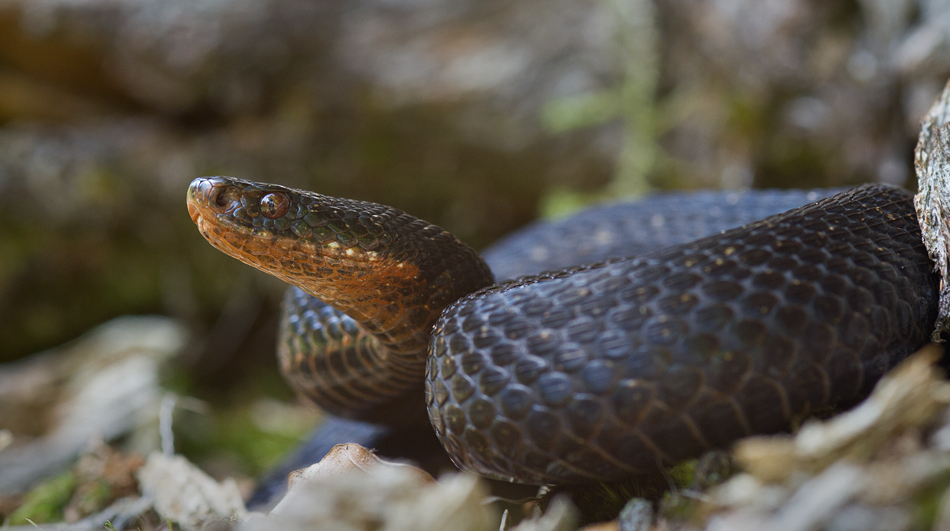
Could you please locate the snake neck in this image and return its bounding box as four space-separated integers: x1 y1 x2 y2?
187 176 495 363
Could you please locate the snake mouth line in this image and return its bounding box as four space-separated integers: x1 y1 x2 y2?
187 202 202 225
189 211 388 269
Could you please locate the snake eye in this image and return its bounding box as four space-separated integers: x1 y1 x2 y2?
260 192 290 219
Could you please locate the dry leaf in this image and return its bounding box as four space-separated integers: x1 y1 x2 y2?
137 452 247 531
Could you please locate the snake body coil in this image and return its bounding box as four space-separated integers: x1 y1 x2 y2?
188 178 939 485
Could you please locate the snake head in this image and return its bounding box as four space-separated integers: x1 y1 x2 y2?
187 176 494 350
188 176 390 266
186 176 414 295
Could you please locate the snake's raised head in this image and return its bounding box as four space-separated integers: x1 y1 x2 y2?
187 176 396 275
187 176 494 354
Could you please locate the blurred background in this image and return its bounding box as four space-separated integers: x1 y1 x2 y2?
1 0 950 505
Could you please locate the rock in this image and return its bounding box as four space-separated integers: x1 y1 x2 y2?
617 498 652 531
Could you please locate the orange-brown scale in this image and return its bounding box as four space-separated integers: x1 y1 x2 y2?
187 176 494 421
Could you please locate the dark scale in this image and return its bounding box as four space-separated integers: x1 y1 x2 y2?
427 185 939 483
188 177 940 503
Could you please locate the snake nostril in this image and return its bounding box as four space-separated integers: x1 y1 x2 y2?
210 185 241 210
210 187 225 207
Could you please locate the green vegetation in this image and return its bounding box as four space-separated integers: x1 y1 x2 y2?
8 472 77 525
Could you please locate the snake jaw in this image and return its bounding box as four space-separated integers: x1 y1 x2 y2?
187 201 200 224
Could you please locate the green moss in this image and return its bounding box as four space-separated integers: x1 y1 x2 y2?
667 460 697 486
911 471 950 530
914 484 943 530
175 403 316 477
8 472 77 525
216 410 306 473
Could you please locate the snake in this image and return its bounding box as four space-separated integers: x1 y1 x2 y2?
187 176 939 485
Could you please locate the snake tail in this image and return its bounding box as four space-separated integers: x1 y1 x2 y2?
187 176 494 421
